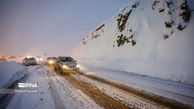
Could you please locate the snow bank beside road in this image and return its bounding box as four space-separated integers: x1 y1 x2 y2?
73 0 194 85
0 61 26 88
78 63 194 107
6 66 56 109
6 65 102 109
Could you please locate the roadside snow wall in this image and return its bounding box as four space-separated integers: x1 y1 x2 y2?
72 0 194 85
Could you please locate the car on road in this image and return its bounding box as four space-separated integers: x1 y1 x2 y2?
46 57 56 65
36 56 43 61
0 58 6 62
23 57 37 66
54 56 80 74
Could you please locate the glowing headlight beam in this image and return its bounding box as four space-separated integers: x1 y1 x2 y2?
49 60 53 64
63 65 68 69
76 64 80 68
26 55 31 59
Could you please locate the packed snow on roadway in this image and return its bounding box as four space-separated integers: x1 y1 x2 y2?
77 63 194 107
0 61 102 109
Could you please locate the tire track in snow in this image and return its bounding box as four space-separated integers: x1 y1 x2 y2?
77 72 193 109
63 75 129 109
47 72 67 109
46 65 102 109
74 74 166 109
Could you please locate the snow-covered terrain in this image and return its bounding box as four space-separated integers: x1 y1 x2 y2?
74 73 167 109
0 62 102 109
72 0 194 85
78 63 194 107
0 61 26 88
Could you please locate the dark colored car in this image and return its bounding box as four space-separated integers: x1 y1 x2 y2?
54 56 80 74
23 57 37 66
0 58 6 62
46 57 57 65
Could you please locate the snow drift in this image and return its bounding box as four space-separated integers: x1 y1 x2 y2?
0 61 26 88
73 0 194 85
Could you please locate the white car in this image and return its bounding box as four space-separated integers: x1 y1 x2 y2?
23 57 37 66
54 56 80 74
36 56 43 62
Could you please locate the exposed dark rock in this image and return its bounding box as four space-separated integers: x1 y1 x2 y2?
166 0 172 8
177 24 185 30
181 2 187 10
94 34 100 38
152 0 160 10
163 34 169 39
117 34 131 47
132 39 136 46
171 31 174 35
181 11 191 22
129 35 133 39
159 9 164 12
83 23 105 44
117 10 132 32
132 2 139 8
180 1 191 22
95 24 105 31
165 21 174 28
83 41 86 45
168 11 172 15
121 7 127 13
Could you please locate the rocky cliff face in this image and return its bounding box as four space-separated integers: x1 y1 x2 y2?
82 0 191 47
73 0 194 84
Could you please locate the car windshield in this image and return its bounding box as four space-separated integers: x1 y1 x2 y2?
25 58 35 60
61 57 74 62
47 57 56 60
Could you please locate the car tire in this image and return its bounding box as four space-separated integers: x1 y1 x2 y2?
59 68 63 74
54 66 57 72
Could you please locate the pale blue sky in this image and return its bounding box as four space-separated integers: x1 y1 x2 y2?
0 0 130 56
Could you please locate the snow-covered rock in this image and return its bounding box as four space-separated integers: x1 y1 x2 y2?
73 0 194 85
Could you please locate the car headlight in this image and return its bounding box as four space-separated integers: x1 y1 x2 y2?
76 64 80 68
49 60 53 64
62 65 68 69
26 55 31 59
39 58 43 61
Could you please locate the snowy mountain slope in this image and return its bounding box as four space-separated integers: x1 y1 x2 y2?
73 0 194 85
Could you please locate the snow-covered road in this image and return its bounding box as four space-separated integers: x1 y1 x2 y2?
74 74 167 109
1 62 193 109
1 64 102 109
78 63 194 108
